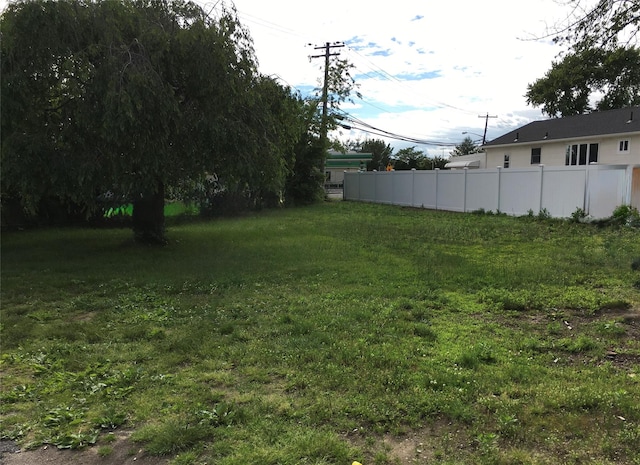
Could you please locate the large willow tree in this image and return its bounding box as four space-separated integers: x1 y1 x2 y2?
1 0 301 243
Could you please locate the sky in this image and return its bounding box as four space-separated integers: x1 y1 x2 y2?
0 0 583 157
208 0 577 156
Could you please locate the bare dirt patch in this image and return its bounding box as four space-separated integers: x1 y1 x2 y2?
345 422 472 465
384 425 475 464
494 306 640 370
384 430 438 464
0 432 169 465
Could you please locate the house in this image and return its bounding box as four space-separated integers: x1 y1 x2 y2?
325 151 372 186
483 106 640 168
446 106 640 170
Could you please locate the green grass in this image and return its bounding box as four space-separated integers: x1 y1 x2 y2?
2 201 640 464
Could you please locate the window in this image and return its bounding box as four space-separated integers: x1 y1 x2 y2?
503 154 510 168
579 144 587 165
530 148 541 165
589 143 598 163
565 143 598 165
619 140 630 153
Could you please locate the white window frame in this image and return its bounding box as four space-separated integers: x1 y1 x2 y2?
565 143 599 165
618 140 630 153
530 147 541 165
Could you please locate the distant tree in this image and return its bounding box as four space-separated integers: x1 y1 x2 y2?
358 139 393 171
450 137 482 156
526 46 640 117
393 147 428 170
428 155 449 170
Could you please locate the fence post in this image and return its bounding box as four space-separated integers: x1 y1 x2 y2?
624 164 634 207
342 171 346 201
435 168 440 210
411 168 416 207
496 166 502 213
584 164 593 215
539 164 545 214
374 171 378 203
463 167 469 213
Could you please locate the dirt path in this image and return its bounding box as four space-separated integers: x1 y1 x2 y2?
0 432 169 465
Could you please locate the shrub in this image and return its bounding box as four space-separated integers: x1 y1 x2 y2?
537 208 551 220
570 207 587 223
610 205 640 227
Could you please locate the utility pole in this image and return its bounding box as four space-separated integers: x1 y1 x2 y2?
311 42 344 182
478 113 497 145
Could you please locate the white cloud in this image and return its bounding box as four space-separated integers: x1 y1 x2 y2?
224 0 570 154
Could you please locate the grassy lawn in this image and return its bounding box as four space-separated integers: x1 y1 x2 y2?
1 201 639 464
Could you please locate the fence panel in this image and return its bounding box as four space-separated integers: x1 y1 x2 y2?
587 166 627 218
541 167 586 217
376 172 393 204
392 171 414 206
412 171 437 208
343 165 633 219
436 171 466 212
357 172 376 202
343 171 360 200
499 168 541 215
466 171 499 212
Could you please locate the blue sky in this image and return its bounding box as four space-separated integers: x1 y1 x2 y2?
220 0 576 156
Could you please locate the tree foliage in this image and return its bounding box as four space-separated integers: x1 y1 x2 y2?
392 147 426 170
1 0 302 241
526 46 640 117
551 0 639 51
285 54 360 200
429 155 450 170
362 139 393 171
392 147 448 170
344 138 394 171
451 136 482 156
323 58 361 113
284 99 326 205
527 1 640 118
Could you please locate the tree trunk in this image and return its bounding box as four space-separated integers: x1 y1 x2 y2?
132 181 166 245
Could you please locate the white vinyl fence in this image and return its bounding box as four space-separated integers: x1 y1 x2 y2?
343 164 638 219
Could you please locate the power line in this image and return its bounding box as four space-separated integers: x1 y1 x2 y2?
207 5 475 148
337 111 457 146
235 10 311 42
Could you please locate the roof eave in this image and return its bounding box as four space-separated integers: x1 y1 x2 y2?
483 130 640 149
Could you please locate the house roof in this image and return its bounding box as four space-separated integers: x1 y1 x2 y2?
483 106 640 148
445 159 480 169
326 151 372 169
